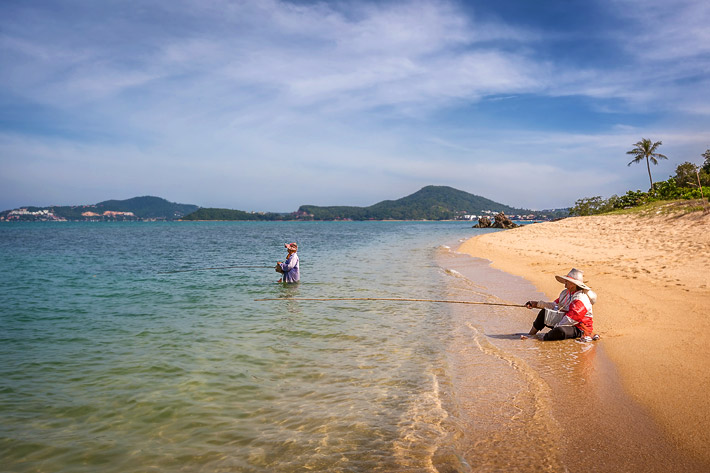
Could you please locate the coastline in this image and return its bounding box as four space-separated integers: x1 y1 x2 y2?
457 209 710 463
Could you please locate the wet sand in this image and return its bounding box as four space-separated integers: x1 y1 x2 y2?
434 249 707 472
457 207 710 467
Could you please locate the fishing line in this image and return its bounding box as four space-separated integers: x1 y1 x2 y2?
158 265 273 274
254 297 525 307
160 258 306 274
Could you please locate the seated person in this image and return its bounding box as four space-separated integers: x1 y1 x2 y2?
522 268 597 342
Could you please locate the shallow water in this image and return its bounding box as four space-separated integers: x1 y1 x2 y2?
0 221 482 472
1 221 705 473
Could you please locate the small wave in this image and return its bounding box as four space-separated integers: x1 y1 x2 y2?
393 370 465 472
462 322 566 470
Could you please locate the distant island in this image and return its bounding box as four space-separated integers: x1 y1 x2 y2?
0 196 198 222
182 186 568 221
0 186 568 222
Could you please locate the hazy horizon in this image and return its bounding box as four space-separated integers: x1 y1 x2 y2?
1 185 571 214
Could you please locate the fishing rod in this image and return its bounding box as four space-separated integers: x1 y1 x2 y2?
158 265 273 274
254 297 525 308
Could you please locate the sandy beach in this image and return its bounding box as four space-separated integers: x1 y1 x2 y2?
458 204 710 463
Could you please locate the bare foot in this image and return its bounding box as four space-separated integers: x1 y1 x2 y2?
521 334 529 340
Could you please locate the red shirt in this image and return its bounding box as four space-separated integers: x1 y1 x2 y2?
555 290 593 335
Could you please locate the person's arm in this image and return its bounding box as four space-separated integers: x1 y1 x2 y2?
282 254 298 272
537 300 558 310
526 296 559 310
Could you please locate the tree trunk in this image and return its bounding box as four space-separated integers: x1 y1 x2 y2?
646 156 654 190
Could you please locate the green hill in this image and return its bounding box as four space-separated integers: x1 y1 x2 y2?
298 185 526 220
180 208 288 221
1 196 199 221
95 196 198 219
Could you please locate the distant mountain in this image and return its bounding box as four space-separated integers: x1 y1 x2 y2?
94 196 198 220
297 185 527 220
180 185 568 221
1 196 199 221
1 188 567 223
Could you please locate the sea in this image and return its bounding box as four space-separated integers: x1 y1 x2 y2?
0 221 701 473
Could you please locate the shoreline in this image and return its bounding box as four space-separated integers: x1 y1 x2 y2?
457 210 710 464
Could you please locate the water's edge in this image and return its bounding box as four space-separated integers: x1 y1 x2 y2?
439 245 710 472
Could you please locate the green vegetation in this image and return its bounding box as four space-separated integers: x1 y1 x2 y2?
4 187 567 223
1 196 199 221
571 147 710 216
180 208 291 221
94 196 198 219
608 200 708 217
298 185 538 220
36 206 88 220
181 186 566 221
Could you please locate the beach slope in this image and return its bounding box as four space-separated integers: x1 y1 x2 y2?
458 204 710 462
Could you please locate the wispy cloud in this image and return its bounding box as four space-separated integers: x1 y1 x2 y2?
1 0 709 211
611 0 710 60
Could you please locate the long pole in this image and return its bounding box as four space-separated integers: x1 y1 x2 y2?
254 297 525 308
159 265 272 274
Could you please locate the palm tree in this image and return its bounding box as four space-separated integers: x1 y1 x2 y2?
626 138 668 191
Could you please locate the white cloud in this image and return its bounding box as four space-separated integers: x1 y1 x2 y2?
1 0 543 116
1 0 710 212
610 0 710 60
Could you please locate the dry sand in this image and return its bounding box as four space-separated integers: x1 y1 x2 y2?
458 204 710 463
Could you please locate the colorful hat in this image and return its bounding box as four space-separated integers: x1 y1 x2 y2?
285 242 298 251
555 268 590 290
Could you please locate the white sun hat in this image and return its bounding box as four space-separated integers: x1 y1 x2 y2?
555 268 591 291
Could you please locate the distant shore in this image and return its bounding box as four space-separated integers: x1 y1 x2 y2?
458 205 710 463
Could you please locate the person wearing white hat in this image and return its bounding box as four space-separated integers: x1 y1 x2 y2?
521 268 598 342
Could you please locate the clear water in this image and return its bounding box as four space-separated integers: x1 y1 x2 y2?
2 221 701 473
0 221 493 472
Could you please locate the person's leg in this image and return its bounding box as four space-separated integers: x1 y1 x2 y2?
533 309 547 331
522 309 547 339
543 326 581 341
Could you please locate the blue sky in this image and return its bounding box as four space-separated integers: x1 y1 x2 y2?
2 0 709 212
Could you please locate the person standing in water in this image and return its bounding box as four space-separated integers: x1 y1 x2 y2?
276 242 300 283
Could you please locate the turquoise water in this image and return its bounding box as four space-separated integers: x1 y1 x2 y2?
1 221 498 472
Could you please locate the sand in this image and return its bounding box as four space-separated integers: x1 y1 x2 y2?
458 205 710 463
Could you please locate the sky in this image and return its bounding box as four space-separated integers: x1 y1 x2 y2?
2 0 710 212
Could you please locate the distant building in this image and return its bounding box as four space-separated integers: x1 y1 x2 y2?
102 211 135 218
